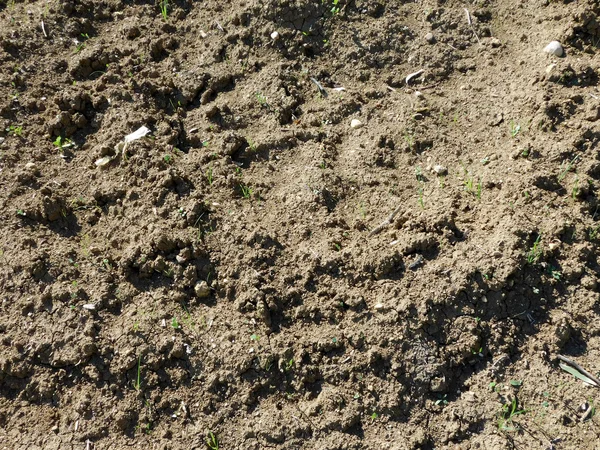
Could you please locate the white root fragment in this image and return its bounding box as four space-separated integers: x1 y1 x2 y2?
405 69 424 85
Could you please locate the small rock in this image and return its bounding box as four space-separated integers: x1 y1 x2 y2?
25 162 37 170
271 31 280 41
490 37 501 48
82 304 95 310
194 281 211 298
433 165 448 176
199 30 208 39
544 41 563 57
425 32 435 44
350 119 363 129
374 303 384 311
554 318 571 348
545 63 557 74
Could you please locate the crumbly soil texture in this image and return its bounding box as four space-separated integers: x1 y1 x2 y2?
1 0 600 448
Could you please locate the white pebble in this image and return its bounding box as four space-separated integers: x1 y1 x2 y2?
199 30 208 39
433 165 448 176
82 304 95 310
424 32 434 44
350 119 363 129
544 41 563 57
271 31 280 41
374 303 384 310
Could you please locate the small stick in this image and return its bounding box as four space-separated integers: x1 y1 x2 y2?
310 77 328 97
464 8 481 45
369 205 402 237
41 21 48 38
558 354 600 387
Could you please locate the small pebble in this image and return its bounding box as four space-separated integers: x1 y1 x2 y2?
199 30 208 39
194 281 211 298
271 31 280 41
490 37 501 48
425 32 435 44
374 303 384 310
433 165 448 176
82 304 95 310
25 162 37 170
350 119 363 129
544 41 563 57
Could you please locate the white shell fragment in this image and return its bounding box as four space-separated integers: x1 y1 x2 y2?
544 41 563 57
271 31 280 40
350 119 363 129
116 125 151 160
124 126 151 143
94 156 114 167
82 304 96 310
405 69 424 85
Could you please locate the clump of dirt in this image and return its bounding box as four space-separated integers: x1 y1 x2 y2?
0 0 599 448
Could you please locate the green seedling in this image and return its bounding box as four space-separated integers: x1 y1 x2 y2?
171 317 180 329
159 0 169 20
285 358 294 371
417 185 424 209
75 33 90 52
558 156 579 182
404 131 415 151
526 235 543 264
133 355 142 391
497 397 527 432
163 154 173 164
435 394 449 406
589 223 600 241
6 125 22 136
509 120 521 138
330 0 340 15
240 184 253 199
255 92 270 109
250 334 260 342
206 166 213 185
53 136 74 151
206 431 219 450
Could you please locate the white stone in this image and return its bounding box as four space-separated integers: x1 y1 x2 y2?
374 303 384 310
271 31 280 41
199 30 208 39
544 41 563 57
433 165 448 175
350 119 363 129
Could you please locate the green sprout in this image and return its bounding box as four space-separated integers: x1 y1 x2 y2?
206 431 219 450
6 125 22 136
509 120 521 138
240 184 253 199
497 397 527 432
159 0 169 20
527 234 543 264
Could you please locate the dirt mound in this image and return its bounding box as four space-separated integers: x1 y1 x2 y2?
0 0 599 448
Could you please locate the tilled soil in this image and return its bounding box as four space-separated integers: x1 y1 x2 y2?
1 0 600 449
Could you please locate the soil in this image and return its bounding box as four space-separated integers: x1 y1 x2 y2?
1 0 600 448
